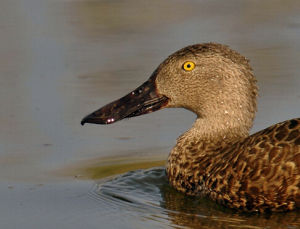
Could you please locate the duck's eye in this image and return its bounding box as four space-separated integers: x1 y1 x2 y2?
182 61 195 71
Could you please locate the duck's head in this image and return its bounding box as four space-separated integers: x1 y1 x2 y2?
81 43 257 135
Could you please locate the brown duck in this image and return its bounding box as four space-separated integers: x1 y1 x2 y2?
81 43 300 212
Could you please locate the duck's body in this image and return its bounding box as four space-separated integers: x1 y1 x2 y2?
81 43 300 212
167 118 300 212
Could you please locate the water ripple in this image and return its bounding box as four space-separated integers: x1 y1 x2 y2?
87 167 300 229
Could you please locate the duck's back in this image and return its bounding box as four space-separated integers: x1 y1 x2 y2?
206 118 300 212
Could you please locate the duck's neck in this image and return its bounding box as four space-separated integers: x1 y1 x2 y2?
166 116 252 194
177 115 251 153
192 116 249 142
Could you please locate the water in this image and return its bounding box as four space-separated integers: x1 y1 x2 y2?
1 0 300 228
91 168 300 228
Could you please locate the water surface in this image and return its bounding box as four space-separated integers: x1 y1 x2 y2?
1 0 300 228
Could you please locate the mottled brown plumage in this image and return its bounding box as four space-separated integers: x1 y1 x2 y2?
82 43 300 212
167 118 300 212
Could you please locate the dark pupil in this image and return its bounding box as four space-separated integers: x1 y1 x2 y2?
187 64 191 68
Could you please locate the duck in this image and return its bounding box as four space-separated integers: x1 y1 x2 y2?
81 43 300 212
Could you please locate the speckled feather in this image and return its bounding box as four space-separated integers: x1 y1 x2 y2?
167 118 300 212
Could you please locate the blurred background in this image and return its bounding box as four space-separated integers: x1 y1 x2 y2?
0 0 300 228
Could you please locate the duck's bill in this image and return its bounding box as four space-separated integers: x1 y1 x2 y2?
81 76 169 125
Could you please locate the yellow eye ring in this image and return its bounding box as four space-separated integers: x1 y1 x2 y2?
182 61 195 71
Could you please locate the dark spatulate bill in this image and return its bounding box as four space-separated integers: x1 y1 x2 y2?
81 72 169 125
